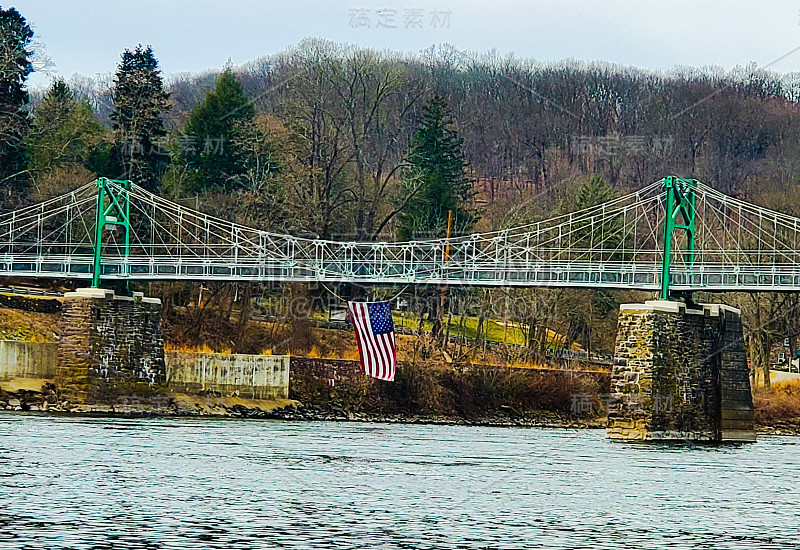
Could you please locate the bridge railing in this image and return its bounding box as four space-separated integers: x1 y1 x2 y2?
5 177 800 291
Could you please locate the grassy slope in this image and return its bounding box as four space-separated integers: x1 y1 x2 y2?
0 307 60 342
393 312 583 350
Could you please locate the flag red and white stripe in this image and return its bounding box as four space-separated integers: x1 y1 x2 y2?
347 301 397 381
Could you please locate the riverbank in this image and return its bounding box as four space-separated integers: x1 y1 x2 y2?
753 379 800 435
0 384 606 428
0 407 607 429
3 359 799 434
2 346 612 426
756 422 800 436
2 385 797 434
0 293 617 429
4 365 800 433
1 406 796 434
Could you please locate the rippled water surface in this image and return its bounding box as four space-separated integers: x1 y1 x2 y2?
1 415 799 549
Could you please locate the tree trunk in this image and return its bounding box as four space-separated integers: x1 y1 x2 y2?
748 331 773 389
761 336 772 390
234 284 252 350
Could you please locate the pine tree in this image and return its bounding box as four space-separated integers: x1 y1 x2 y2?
45 78 72 103
183 67 254 192
567 175 620 352
398 95 475 240
0 6 34 205
110 44 170 191
576 174 613 209
28 78 107 172
572 175 624 257
398 96 476 340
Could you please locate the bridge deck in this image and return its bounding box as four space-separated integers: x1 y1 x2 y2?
4 254 800 291
4 177 800 292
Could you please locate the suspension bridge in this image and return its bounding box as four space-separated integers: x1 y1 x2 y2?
1 175 799 297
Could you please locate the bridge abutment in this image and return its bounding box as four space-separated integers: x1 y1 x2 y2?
56 288 165 404
607 300 755 442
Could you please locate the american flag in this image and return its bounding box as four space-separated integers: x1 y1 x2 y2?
347 301 397 381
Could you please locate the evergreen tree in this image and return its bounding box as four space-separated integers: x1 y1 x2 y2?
0 6 34 205
398 96 475 240
572 175 625 258
575 174 613 209
110 44 170 191
44 77 72 103
27 78 107 173
183 67 254 192
565 175 620 352
398 96 475 340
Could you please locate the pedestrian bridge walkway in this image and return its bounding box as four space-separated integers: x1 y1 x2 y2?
1 176 799 295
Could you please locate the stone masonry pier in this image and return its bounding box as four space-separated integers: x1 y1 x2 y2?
607 300 755 442
56 288 165 404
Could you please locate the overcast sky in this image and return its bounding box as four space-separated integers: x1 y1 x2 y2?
11 0 800 88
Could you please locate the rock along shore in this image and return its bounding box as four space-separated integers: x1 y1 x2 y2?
2 386 796 434
0 386 605 429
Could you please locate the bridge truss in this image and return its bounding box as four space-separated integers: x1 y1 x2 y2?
2 176 800 293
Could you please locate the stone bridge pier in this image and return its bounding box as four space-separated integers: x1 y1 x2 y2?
55 288 165 404
607 300 755 442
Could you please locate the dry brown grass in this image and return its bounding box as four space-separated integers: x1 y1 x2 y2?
381 363 609 417
0 307 60 342
162 306 606 372
164 343 233 354
754 379 800 426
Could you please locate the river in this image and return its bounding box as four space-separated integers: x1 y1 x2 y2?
1 415 799 549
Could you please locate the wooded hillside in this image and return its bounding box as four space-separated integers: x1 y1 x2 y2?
4 7 800 383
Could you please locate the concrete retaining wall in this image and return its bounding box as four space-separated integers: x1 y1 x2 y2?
0 340 58 381
165 352 289 400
